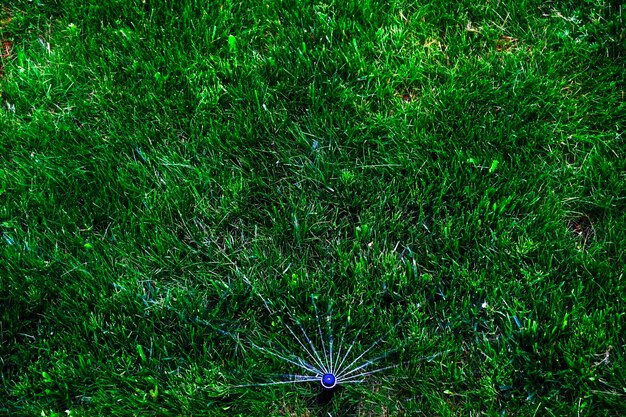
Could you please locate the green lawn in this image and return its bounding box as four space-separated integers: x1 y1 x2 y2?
1 0 625 415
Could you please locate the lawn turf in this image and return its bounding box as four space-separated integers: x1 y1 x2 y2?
1 0 625 416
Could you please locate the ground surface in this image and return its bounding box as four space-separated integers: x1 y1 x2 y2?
1 1 625 416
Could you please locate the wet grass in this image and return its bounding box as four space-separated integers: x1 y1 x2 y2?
1 0 625 416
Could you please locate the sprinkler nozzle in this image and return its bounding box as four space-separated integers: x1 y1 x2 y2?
321 373 337 389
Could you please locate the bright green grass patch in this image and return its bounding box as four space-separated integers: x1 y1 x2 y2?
1 0 625 416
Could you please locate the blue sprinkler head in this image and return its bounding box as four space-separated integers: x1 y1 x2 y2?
321 373 337 390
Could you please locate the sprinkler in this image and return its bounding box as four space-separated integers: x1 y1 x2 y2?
220 285 421 392
321 373 337 390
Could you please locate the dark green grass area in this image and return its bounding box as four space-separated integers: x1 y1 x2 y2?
1 0 625 415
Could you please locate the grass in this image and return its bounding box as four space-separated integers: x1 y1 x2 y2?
1 0 625 415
